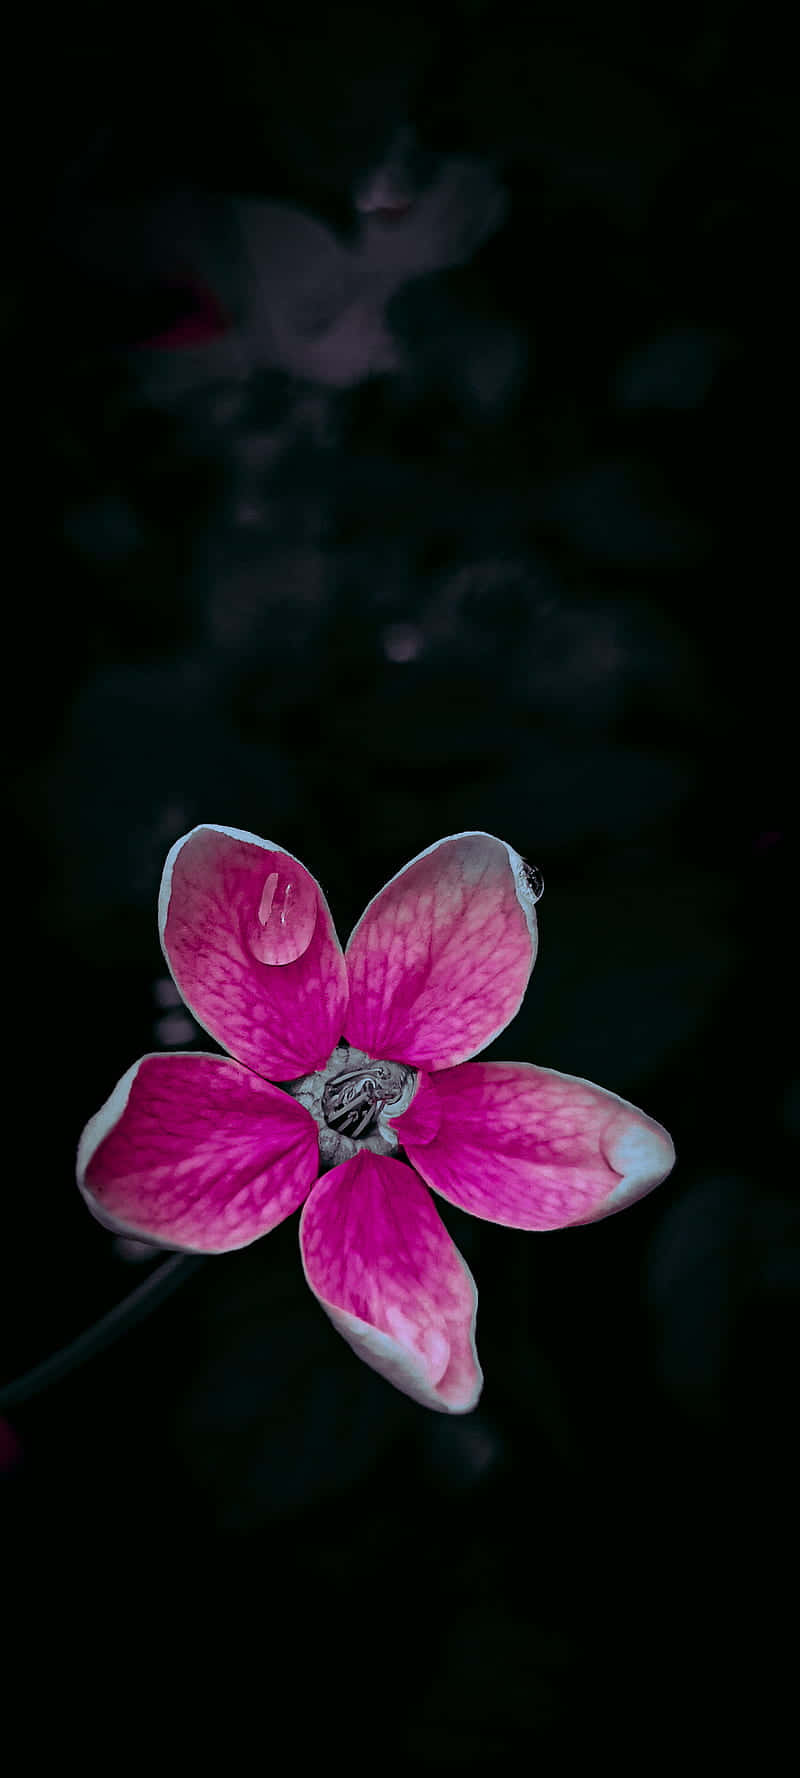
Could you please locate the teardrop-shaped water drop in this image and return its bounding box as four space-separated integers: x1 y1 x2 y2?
522 860 544 903
247 854 318 965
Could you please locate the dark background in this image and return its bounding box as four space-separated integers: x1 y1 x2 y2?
3 1 793 1757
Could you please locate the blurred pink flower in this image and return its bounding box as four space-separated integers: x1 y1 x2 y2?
0 1416 22 1474
78 827 674 1411
139 276 230 349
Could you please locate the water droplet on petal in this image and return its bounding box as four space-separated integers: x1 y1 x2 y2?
258 872 279 925
521 859 544 902
248 855 318 965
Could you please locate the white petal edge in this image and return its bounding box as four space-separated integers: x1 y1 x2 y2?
299 1211 483 1414
583 1097 676 1222
546 1067 675 1226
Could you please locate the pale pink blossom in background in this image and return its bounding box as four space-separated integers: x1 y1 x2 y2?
56 133 509 409
77 827 674 1411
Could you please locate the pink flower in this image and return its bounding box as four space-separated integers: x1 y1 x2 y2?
77 827 675 1412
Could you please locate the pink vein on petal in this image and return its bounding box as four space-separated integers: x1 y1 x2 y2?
77 1052 320 1251
299 1151 482 1412
404 1061 675 1230
343 832 539 1070
159 825 348 1079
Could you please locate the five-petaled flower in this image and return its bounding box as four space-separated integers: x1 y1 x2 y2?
77 827 675 1412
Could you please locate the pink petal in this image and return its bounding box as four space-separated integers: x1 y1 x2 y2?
299 1151 482 1412
401 1062 675 1230
159 826 348 1079
343 833 539 1070
77 1052 319 1251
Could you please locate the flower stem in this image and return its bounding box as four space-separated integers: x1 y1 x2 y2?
0 1255 205 1411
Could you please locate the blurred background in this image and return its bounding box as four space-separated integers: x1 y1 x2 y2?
3 0 793 1757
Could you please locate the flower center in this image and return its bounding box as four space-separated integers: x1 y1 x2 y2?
283 1042 416 1170
322 1061 410 1139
